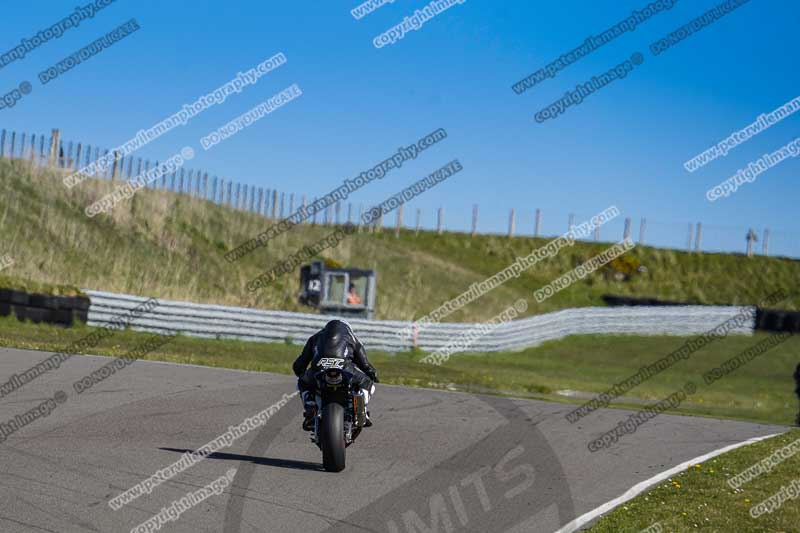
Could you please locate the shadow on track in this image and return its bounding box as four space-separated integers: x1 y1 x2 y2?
159 447 324 472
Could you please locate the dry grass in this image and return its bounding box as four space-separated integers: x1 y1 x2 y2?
1 158 798 320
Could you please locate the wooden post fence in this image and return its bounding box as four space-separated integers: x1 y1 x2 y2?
508 208 515 238
437 207 444 234
623 217 631 241
534 208 541 237
763 229 770 256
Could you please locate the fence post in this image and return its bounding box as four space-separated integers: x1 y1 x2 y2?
153 161 160 188
280 192 285 218
17 133 25 159
395 204 403 238
144 161 151 187
312 198 318 225
39 135 46 164
111 151 120 181
471 204 478 237
746 228 757 257
28 134 35 162
639 217 646 244
289 193 295 215
568 213 575 232
203 173 209 199
534 208 541 237
347 203 353 224
593 225 600 241
694 222 702 252
0 129 5 159
623 217 631 241
508 208 515 238
762 229 770 256
272 190 278 219
301 195 307 222
219 178 225 203
437 207 444 234
335 200 341 225
9 132 16 160
72 140 80 168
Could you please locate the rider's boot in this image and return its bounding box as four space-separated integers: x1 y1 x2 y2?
301 391 316 431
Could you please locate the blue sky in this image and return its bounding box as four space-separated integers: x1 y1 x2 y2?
1 0 798 256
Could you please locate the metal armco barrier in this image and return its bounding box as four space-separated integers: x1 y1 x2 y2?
84 290 755 354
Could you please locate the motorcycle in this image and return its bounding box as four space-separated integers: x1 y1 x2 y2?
309 357 369 472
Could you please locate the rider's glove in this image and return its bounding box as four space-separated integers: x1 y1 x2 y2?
368 370 379 383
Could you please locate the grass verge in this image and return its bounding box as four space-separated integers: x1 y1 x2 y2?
0 314 797 426
588 429 800 532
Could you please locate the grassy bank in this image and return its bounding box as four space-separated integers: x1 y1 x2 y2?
0 314 796 426
0 158 798 322
589 430 800 532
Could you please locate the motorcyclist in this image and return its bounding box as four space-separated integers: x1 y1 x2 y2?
293 319 378 431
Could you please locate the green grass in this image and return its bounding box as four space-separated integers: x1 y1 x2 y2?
0 158 798 322
588 430 800 532
1 314 797 426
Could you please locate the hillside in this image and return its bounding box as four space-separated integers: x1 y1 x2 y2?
0 158 798 322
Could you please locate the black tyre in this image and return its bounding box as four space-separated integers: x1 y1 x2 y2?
320 402 346 472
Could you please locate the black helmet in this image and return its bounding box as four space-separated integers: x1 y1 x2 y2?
320 320 351 358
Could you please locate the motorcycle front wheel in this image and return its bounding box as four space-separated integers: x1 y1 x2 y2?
320 401 346 472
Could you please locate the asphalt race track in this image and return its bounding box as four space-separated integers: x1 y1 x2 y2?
0 347 787 533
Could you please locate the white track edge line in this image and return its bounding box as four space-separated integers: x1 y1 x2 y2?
553 432 784 533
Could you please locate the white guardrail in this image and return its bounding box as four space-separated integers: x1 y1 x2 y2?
84 290 756 354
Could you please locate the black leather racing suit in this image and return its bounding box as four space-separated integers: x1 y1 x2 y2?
293 320 378 414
